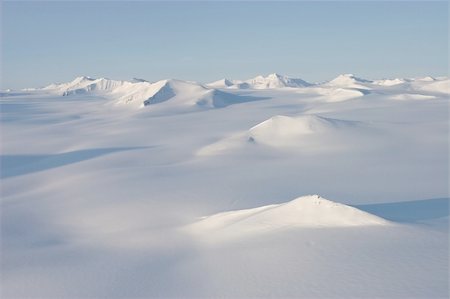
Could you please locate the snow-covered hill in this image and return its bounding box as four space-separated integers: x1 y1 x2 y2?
197 114 365 155
248 114 358 144
187 195 389 240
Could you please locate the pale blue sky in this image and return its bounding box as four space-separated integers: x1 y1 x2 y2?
1 1 448 89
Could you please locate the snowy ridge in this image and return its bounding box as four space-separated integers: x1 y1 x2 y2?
40 77 262 109
115 79 264 109
187 195 390 239
44 76 130 95
208 73 311 89
242 73 312 89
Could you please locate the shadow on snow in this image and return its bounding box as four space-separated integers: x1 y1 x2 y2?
355 198 449 223
1 147 150 179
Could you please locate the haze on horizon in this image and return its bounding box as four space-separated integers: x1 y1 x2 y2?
1 1 448 89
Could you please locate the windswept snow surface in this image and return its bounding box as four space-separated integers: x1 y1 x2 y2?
1 74 449 298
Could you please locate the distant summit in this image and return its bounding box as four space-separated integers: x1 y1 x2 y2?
43 76 127 96
244 73 312 89
207 73 312 89
326 74 373 88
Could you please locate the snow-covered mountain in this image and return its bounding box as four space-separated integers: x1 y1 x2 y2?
21 74 449 110
242 73 312 89
44 76 130 95
116 79 261 109
208 73 312 89
324 74 373 89
40 76 266 110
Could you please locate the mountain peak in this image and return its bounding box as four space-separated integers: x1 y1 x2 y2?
327 74 372 86
73 76 95 83
267 73 283 78
246 73 311 89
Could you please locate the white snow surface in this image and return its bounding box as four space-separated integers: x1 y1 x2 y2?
187 195 390 241
1 73 449 298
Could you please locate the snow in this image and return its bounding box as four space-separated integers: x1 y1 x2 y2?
325 73 373 89
248 114 359 147
415 78 450 94
1 73 449 298
197 114 369 155
207 78 235 88
187 195 390 241
208 73 311 89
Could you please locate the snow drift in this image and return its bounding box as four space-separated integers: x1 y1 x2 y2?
186 195 390 240
248 115 356 145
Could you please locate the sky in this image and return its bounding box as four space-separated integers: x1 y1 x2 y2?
1 1 448 89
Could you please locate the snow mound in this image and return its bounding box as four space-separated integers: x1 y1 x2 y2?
248 114 357 146
187 195 390 239
197 114 360 156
